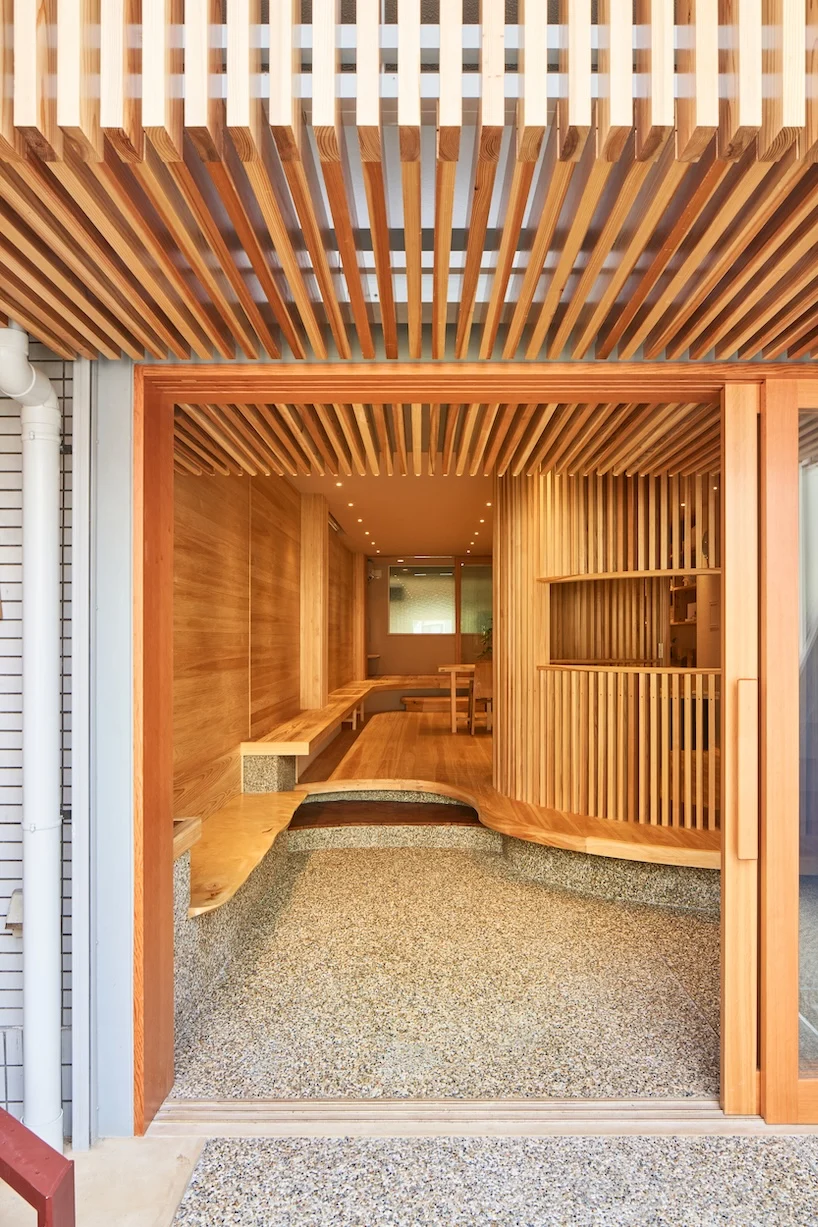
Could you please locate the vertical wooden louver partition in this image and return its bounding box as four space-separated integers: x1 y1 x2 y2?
495 467 722 839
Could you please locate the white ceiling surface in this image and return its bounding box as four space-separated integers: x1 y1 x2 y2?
286 467 494 555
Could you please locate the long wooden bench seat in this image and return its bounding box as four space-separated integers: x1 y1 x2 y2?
240 675 453 757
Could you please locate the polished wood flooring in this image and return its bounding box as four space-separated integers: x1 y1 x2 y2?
302 712 720 869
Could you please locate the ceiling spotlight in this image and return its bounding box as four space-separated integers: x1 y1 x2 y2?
466 549 471 554
335 481 343 487
486 502 492 507
365 530 369 535
474 531 479 535
397 558 404 563
376 549 381 553
348 501 354 507
479 519 485 523
358 518 363 523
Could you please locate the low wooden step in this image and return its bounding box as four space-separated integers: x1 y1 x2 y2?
147 1096 803 1138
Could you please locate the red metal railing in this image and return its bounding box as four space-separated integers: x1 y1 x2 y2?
0 1107 75 1226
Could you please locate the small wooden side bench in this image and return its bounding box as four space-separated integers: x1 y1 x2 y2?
0 1107 75 1227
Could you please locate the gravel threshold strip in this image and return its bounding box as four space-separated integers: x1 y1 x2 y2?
173 1134 818 1226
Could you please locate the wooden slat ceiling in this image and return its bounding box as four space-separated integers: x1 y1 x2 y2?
1 6 817 364
173 402 722 479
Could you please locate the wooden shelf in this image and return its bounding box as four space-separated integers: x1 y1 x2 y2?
539 664 720 674
671 618 697 626
538 568 721 584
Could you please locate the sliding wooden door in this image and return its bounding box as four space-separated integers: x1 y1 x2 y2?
760 379 818 1123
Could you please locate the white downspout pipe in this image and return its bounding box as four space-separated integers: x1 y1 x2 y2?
0 324 63 1150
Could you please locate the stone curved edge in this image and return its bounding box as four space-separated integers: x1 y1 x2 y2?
295 779 721 871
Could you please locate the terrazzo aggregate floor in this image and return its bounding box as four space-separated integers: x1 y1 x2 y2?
172 1135 818 1226
173 846 720 1100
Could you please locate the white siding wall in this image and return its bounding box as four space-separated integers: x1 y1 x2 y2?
0 346 72 1130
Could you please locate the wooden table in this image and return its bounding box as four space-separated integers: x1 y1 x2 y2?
437 663 476 733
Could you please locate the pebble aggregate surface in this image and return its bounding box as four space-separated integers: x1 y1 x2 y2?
172 1134 818 1226
173 845 720 1100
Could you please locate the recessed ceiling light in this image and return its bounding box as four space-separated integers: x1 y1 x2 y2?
397 558 404 562
486 502 492 507
474 531 479 535
365 531 369 535
348 501 354 507
376 550 380 553
479 519 485 523
358 518 363 523
335 481 343 487
466 549 471 554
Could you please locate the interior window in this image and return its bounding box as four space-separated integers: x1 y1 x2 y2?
388 564 455 634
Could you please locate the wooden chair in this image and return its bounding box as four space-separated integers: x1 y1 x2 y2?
469 662 494 734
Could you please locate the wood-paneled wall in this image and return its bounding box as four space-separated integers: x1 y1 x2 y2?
328 529 355 692
250 477 301 738
174 472 303 817
550 577 670 664
173 473 250 821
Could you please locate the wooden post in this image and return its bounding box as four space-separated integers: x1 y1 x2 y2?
300 494 329 708
721 382 760 1115
759 379 801 1121
352 551 367 681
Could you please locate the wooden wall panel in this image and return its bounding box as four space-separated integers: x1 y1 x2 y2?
328 530 356 691
173 473 250 819
550 577 670 664
249 475 301 738
494 472 546 803
300 493 329 707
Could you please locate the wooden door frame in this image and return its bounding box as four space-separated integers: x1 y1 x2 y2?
134 362 818 1133
759 379 818 1123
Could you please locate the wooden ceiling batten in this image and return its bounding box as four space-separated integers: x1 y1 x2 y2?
10 10 818 362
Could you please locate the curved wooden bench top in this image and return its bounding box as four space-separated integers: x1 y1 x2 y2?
240 676 455 756
299 711 720 870
190 712 720 917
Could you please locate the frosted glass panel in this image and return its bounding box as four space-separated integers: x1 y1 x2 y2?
800 416 818 1072
460 563 493 663
389 565 455 634
461 565 492 634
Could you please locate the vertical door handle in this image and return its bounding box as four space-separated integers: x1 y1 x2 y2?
736 677 759 861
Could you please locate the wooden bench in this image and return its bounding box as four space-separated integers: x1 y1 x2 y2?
240 676 452 757
0 1106 75 1227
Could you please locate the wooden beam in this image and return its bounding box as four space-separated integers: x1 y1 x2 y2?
557 0 591 160
270 0 350 359
432 0 461 359
597 0 633 161
399 0 422 360
357 0 397 359
634 0 674 160
301 494 329 709
313 0 375 359
718 0 762 160
142 0 184 162
184 0 224 162
13 0 62 159
758 0 805 161
56 0 103 160
675 0 719 161
0 0 23 159
454 0 504 357
100 0 143 161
